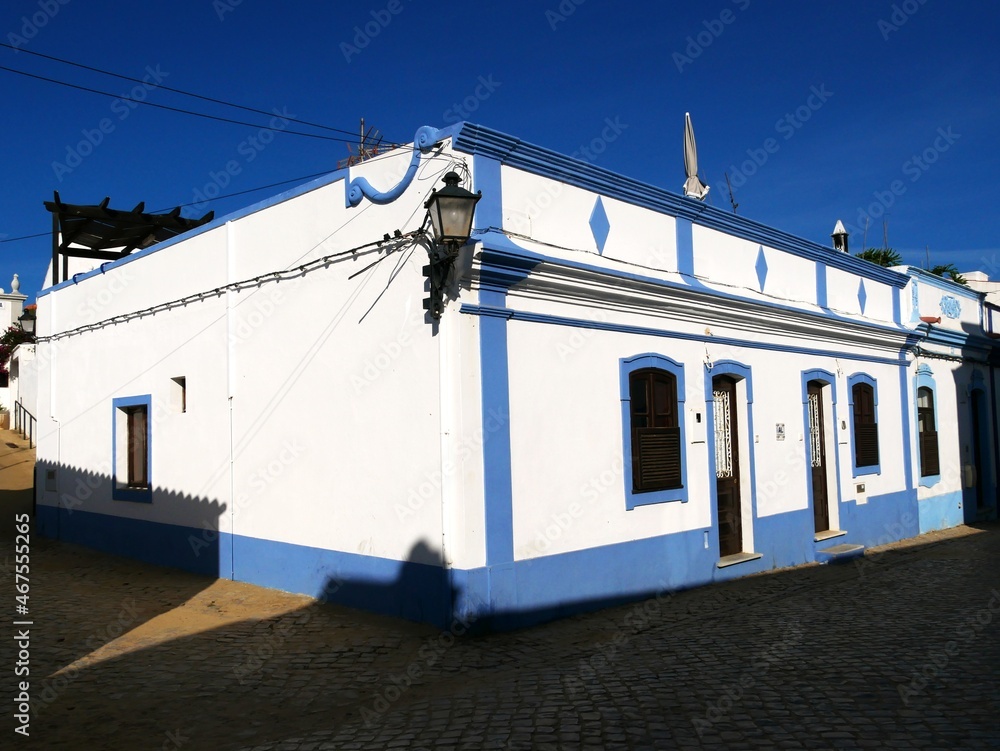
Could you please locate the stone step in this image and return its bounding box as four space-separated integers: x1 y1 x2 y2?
817 542 865 563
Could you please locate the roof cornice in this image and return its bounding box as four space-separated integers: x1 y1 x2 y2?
454 123 911 289
904 266 984 300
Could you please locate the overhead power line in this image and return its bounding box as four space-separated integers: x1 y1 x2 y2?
0 41 372 140
0 63 362 143
1 148 455 246
0 170 336 245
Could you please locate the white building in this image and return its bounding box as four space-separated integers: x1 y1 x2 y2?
904 268 998 528
33 123 998 629
0 275 29 412
964 270 1000 305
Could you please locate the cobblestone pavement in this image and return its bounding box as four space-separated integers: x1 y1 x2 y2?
2 481 998 750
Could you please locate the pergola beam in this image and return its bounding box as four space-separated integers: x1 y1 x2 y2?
45 193 213 287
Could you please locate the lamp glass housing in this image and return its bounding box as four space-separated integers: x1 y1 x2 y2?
18 310 35 336
426 172 481 247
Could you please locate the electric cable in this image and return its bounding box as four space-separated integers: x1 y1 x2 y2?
0 64 362 143
1 150 460 245
39 227 427 342
0 41 374 140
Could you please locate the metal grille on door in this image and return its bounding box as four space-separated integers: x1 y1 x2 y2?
714 389 733 479
808 392 822 468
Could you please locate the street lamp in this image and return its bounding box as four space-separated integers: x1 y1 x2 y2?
424 171 481 249
422 172 481 319
17 308 35 337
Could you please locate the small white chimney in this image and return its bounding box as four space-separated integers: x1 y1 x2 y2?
831 220 849 253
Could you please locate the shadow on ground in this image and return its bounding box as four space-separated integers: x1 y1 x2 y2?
6 522 998 750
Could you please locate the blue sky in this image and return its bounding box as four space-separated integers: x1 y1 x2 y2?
2 0 998 301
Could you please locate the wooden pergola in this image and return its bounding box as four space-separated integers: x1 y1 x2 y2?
44 192 214 286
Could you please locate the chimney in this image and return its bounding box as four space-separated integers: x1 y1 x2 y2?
831 220 849 253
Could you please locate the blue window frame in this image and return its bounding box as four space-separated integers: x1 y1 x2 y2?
620 353 687 509
915 366 940 487
847 373 881 477
112 394 152 502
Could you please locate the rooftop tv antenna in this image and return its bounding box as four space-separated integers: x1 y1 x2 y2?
724 172 739 214
338 118 385 169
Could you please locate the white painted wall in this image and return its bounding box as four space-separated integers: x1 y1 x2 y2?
499 273 912 559
34 143 471 566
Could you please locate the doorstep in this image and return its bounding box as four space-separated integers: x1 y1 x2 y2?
816 542 865 563
814 529 847 542
717 551 764 569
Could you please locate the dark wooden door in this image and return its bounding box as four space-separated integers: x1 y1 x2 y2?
971 391 984 509
714 376 742 556
807 382 830 533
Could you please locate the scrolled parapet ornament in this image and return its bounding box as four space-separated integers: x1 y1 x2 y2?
939 295 961 319
345 126 448 208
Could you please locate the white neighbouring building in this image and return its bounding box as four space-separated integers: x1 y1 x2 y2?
33 123 999 629
0 274 29 412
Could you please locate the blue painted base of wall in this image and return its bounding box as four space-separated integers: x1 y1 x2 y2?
918 490 964 533
838 489 920 547
36 491 928 632
36 504 219 577
230 534 454 628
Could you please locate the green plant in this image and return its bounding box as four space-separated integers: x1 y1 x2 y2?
928 263 967 285
855 248 903 267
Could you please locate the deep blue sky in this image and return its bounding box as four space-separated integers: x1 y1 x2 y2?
2 0 998 301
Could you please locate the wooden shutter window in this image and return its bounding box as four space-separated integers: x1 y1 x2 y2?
919 431 940 476
126 406 148 488
852 383 879 468
630 369 682 492
917 387 939 477
634 427 681 490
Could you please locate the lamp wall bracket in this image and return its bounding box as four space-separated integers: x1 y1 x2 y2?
346 126 447 208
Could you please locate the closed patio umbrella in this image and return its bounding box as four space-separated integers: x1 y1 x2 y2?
683 112 710 200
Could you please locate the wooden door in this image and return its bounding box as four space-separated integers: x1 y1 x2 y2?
714 376 743 556
971 391 985 510
807 382 830 533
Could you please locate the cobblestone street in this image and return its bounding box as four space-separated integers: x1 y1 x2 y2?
1 424 998 750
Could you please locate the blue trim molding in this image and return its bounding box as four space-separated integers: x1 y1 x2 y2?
755 246 768 292
847 372 881 477
474 231 543 572
676 217 694 278
619 353 688 509
915 364 941 488
704 360 759 557
589 197 610 254
111 394 152 503
816 263 828 309
800 369 842 520
907 266 984 300
461 302 913 367
452 123 910 289
473 154 503 230
899 365 914 490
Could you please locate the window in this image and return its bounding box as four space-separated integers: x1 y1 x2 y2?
171 376 187 413
917 386 940 478
620 354 687 509
125 406 148 487
848 375 880 475
630 368 681 492
112 395 152 502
